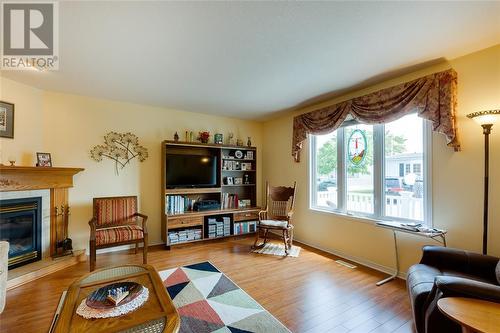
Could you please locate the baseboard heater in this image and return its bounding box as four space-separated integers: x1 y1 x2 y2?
335 260 357 269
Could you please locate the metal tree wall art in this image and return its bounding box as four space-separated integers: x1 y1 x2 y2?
90 132 148 174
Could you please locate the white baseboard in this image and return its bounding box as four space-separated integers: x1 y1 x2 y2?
89 241 164 256
267 230 407 280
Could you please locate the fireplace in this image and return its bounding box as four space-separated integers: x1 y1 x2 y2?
0 197 42 269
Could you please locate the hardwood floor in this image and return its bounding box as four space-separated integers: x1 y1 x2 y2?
0 236 415 333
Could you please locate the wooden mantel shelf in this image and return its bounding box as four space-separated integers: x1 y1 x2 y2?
0 166 84 191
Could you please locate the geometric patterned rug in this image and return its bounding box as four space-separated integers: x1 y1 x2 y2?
159 261 291 333
251 243 301 257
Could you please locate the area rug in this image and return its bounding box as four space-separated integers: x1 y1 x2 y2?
251 243 301 257
159 261 290 333
159 262 290 333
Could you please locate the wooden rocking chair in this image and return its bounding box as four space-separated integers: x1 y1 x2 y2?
253 181 297 255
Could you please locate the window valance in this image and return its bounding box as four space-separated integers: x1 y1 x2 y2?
292 68 459 162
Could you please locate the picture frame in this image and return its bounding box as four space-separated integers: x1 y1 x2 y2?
234 177 243 185
238 199 251 208
241 162 252 171
214 133 223 144
0 101 14 138
36 152 52 167
226 177 233 185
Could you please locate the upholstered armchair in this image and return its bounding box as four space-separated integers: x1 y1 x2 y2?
253 181 297 255
407 246 500 333
89 196 148 271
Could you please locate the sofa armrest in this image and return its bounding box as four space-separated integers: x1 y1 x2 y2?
435 276 500 303
420 246 499 282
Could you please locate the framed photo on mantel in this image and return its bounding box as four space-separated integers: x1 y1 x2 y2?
36 152 52 167
0 101 14 138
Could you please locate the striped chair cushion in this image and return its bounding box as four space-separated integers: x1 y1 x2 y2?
94 197 137 226
96 225 144 246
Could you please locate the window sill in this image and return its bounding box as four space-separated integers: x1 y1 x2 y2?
309 207 380 225
309 206 431 227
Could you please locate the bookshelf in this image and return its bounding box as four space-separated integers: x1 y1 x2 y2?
161 140 259 248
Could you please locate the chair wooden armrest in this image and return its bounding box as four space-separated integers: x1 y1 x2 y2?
134 212 148 234
287 211 294 219
88 217 97 241
258 210 267 221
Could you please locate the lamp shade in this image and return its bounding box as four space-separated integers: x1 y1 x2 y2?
467 109 500 126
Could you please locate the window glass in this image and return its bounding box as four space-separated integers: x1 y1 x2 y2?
310 113 429 224
384 113 424 220
314 131 338 209
345 124 374 214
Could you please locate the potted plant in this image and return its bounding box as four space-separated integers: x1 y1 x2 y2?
198 131 210 143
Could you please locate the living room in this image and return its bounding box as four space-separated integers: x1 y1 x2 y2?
0 1 499 333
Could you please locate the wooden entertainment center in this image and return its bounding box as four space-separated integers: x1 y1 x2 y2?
161 141 259 248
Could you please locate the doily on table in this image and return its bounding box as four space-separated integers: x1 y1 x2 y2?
76 286 149 319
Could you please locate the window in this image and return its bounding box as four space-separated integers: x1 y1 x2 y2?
413 163 421 175
311 113 431 224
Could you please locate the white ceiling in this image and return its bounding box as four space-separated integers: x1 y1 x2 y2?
2 1 500 120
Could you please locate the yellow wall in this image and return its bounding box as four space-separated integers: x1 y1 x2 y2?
262 44 500 274
1 44 498 274
0 80 263 251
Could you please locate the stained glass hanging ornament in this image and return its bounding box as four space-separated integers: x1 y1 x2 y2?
347 129 367 166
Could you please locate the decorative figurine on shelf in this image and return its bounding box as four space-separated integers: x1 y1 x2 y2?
236 139 244 146
198 131 210 143
174 132 179 142
227 132 235 145
244 174 250 184
214 133 223 144
247 137 252 147
189 131 194 142
185 131 189 142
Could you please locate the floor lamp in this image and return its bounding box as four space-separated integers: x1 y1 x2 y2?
467 109 500 255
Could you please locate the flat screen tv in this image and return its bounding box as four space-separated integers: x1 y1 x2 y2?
166 150 218 188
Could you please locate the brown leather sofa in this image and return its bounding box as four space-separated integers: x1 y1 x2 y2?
407 246 500 333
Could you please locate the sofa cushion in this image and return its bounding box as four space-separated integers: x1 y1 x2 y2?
496 261 500 284
442 269 495 284
96 225 143 246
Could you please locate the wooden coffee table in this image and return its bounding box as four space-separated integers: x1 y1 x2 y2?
51 264 180 333
438 297 500 333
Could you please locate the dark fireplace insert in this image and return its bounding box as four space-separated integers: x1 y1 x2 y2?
0 197 42 269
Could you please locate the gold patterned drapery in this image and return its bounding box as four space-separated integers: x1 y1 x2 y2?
292 69 459 162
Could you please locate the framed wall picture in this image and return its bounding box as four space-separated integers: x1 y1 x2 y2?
36 152 52 167
0 101 14 138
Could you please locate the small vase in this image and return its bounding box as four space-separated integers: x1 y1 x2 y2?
247 137 252 147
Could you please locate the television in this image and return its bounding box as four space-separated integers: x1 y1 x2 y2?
166 149 218 188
